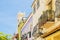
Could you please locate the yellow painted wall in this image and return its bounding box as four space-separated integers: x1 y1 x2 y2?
45 30 60 40
18 21 24 40
46 0 56 11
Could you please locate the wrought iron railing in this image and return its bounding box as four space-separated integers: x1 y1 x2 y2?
32 24 43 37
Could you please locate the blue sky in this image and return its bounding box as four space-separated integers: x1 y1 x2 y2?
0 0 33 35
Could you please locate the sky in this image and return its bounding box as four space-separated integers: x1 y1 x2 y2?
0 0 33 35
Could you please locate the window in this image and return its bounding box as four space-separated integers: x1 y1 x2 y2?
37 0 40 9
32 25 38 36
55 0 60 17
33 5 36 14
29 32 31 38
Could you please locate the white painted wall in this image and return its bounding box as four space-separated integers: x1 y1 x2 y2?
33 0 46 31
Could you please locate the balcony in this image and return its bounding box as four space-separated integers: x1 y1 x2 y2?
38 10 55 37
32 24 43 38
38 12 48 28
38 10 55 28
40 21 60 38
38 20 55 37
42 22 54 29
32 10 55 38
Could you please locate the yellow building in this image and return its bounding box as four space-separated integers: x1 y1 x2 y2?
32 0 60 40
40 0 60 40
17 12 25 40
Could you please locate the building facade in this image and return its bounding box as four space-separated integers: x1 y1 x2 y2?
21 13 33 40
18 0 60 40
32 0 60 40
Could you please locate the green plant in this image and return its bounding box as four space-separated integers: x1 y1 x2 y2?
0 32 12 40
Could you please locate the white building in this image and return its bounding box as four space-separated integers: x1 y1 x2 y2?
21 13 33 40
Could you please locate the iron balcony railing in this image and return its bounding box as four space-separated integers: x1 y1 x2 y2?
32 24 43 37
32 10 55 38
